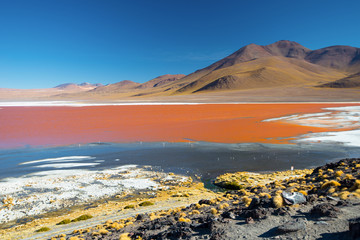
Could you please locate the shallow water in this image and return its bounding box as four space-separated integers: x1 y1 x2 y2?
1 142 359 181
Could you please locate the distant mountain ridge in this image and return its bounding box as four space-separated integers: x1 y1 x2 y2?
55 82 103 90
2 40 360 101
169 40 360 94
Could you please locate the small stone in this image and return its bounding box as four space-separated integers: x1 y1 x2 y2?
314 221 329 225
246 217 254 224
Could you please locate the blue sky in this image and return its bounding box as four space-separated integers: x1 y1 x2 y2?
1 0 359 89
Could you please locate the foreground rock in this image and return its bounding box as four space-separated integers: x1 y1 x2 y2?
32 158 360 239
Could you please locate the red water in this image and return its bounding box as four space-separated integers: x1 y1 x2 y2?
0 103 358 148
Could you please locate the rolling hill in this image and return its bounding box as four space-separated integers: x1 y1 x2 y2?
317 72 360 88
2 40 360 102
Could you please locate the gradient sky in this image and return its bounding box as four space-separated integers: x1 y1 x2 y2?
1 0 359 89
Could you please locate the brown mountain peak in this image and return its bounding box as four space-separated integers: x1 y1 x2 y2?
264 40 311 59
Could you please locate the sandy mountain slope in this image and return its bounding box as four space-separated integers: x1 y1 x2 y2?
317 72 360 88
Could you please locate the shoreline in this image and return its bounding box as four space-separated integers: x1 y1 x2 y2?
1 101 360 107
6 157 360 240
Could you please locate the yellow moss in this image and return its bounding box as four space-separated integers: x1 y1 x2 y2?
119 233 132 240
327 187 336 194
232 201 239 205
179 217 191 223
327 169 334 173
239 189 249 196
241 196 252 206
273 194 284 208
92 232 100 236
110 222 124 230
298 190 308 196
350 180 360 191
321 180 341 189
259 192 271 199
350 192 360 198
99 229 109 235
332 193 339 197
345 174 354 180
210 208 218 215
356 164 360 168
125 221 133 226
335 170 344 177
179 212 187 218
69 237 80 240
339 191 350 200
192 210 200 215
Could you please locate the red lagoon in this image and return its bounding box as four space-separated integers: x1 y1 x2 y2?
0 103 359 148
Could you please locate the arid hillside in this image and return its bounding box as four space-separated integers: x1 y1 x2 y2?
2 41 360 102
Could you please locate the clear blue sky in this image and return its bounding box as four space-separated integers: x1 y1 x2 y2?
1 0 359 89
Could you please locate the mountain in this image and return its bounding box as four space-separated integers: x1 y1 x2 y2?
317 72 360 88
0 82 103 100
305 46 360 71
71 75 185 97
171 41 350 94
55 82 103 90
3 40 360 102
136 74 185 89
88 80 140 94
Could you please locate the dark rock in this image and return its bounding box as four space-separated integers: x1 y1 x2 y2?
349 217 360 239
243 207 270 219
136 213 149 221
306 194 317 203
248 197 272 209
199 199 213 205
277 218 306 233
336 200 350 207
222 211 236 219
310 203 341 218
248 197 261 209
162 223 193 239
340 178 355 188
273 207 290 216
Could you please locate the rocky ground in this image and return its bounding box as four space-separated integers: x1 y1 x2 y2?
51 158 360 240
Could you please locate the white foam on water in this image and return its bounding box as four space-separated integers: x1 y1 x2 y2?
20 156 94 165
35 162 100 168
